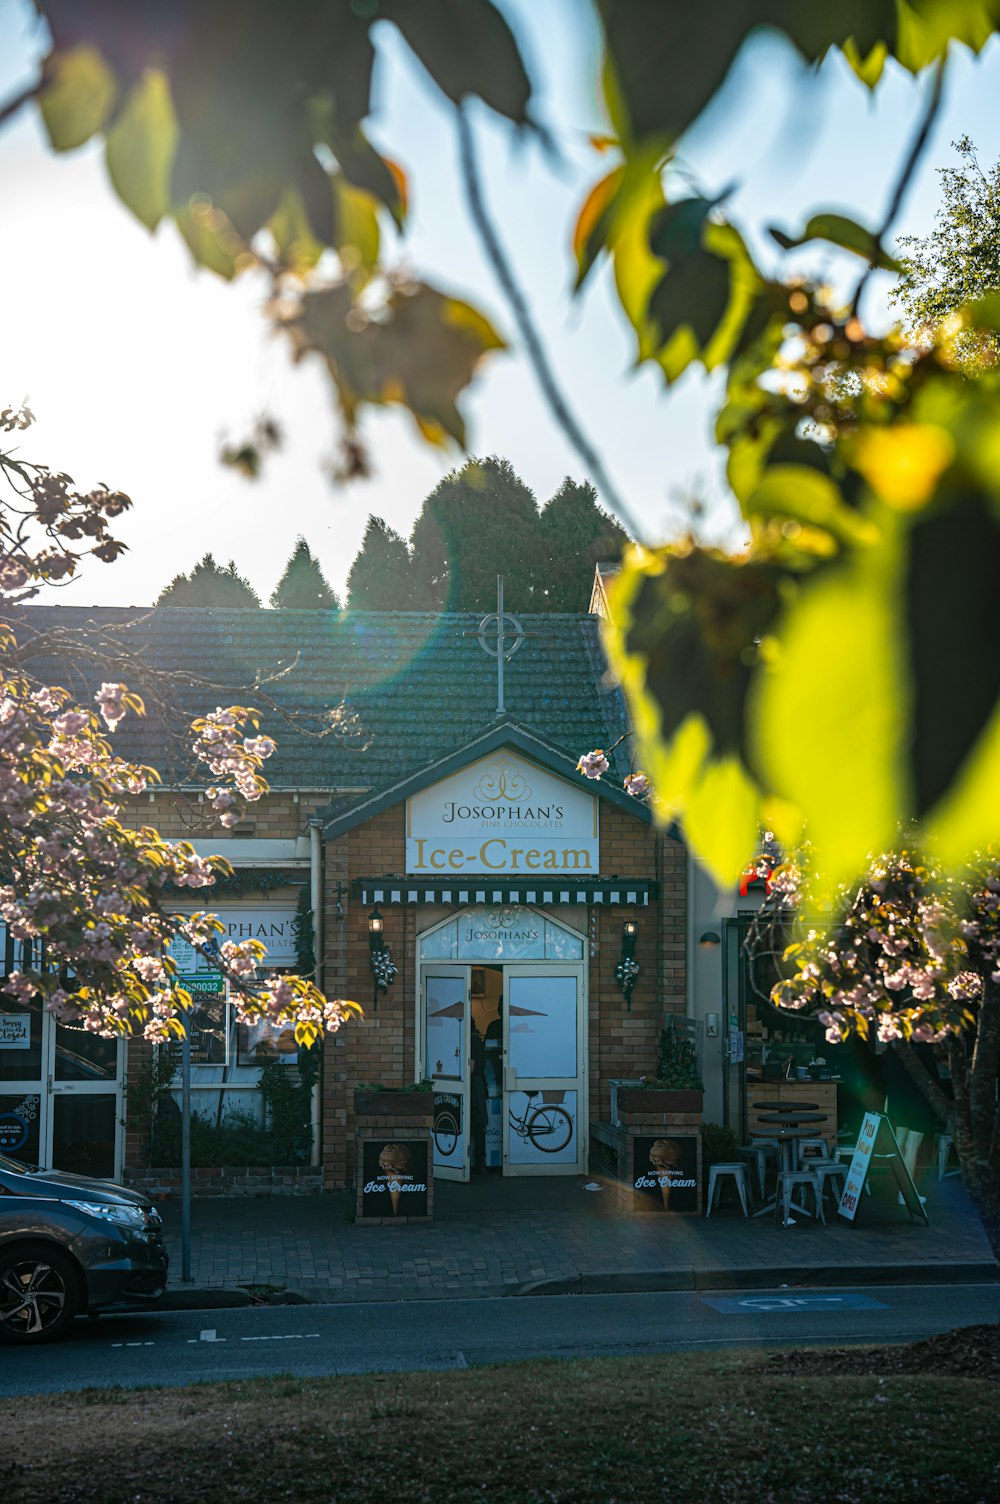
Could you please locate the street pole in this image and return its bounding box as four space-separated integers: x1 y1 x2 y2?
180 1019 192 1283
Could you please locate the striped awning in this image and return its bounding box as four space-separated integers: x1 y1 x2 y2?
352 877 657 907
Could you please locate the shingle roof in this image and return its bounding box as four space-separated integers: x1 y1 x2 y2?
3 607 631 806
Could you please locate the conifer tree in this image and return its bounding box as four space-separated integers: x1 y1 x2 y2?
538 477 628 612
270 538 340 610
409 457 540 611
346 516 414 610
156 554 261 607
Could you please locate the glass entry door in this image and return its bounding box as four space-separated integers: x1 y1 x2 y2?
49 1022 122 1180
0 993 45 1167
0 962 123 1179
503 966 585 1176
419 967 471 1182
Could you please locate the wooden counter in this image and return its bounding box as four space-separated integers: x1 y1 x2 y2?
747 1081 837 1147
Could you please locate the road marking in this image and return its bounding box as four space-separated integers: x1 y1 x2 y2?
239 1333 322 1342
701 1293 887 1314
111 1342 154 1348
186 1328 227 1343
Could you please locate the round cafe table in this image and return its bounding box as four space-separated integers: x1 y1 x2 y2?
757 1111 828 1125
750 1126 826 1221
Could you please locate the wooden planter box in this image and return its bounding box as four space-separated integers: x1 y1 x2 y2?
354 1090 434 1226
354 1090 434 1118
616 1088 704 1116
611 1089 704 1215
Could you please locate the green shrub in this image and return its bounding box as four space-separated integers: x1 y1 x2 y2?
700 1121 740 1170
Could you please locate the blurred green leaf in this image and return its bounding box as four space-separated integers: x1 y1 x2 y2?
684 755 762 887
105 68 178 231
749 521 908 893
173 203 242 281
38 43 117 151
383 0 532 125
286 282 506 447
768 212 900 271
333 177 381 275
746 466 880 548
269 187 326 276
905 488 1000 815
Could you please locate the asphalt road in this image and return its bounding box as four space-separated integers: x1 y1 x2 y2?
2 1283 997 1396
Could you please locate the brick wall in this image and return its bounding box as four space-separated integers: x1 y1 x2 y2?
119 788 323 840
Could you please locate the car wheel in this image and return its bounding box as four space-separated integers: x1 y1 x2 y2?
0 1244 81 1344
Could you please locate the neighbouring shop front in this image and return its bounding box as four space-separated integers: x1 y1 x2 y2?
0 934 123 1180
0 891 309 1184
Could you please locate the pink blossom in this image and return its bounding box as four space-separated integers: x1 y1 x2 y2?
577 749 609 780
624 771 651 798
52 709 89 737
4 971 38 1001
0 557 30 593
95 682 129 732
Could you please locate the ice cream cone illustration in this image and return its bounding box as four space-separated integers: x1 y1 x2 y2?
648 1138 681 1211
378 1143 412 1215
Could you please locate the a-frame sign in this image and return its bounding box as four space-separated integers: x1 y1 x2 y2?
838 1111 929 1225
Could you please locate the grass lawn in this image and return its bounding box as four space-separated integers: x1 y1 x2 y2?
4 1348 999 1504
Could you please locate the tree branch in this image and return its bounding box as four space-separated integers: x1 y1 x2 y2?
852 57 947 315
455 104 645 543
0 79 40 131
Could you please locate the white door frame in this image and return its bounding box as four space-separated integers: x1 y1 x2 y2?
417 964 472 1182
415 905 589 1179
46 1020 125 1182
502 963 587 1177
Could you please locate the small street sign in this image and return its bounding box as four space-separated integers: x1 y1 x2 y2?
175 973 226 994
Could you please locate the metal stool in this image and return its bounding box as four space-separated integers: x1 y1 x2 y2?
796 1137 830 1169
809 1160 848 1210
935 1134 959 1180
705 1162 752 1218
739 1142 778 1198
774 1169 825 1225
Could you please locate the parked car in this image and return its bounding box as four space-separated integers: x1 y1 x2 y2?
0 1151 168 1344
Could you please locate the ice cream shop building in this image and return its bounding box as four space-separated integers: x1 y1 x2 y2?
0 601 690 1194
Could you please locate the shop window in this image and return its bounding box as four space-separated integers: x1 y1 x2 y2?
419 907 584 963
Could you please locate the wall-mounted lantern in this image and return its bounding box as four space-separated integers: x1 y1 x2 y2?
616 918 640 1009
699 930 722 948
368 905 397 1009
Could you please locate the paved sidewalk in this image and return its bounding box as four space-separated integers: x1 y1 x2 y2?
159 1172 998 1305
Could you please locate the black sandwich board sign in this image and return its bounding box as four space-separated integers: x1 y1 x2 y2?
838 1110 929 1225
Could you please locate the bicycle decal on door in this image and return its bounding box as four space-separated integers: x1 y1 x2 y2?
506 1089 577 1164
507 1091 573 1154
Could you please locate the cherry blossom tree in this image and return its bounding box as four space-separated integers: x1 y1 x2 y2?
0 408 358 1049
749 847 1000 1232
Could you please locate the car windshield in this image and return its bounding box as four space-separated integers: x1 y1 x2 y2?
0 1151 32 1175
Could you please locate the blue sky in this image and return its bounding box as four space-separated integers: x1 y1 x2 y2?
1 0 999 607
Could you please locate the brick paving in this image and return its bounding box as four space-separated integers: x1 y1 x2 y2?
159 1173 997 1302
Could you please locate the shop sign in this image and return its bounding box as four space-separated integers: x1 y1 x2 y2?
0 1112 28 1152
0 1013 30 1049
406 753 598 875
175 974 226 995
360 1139 429 1218
838 1111 925 1222
632 1134 699 1213
169 907 298 969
